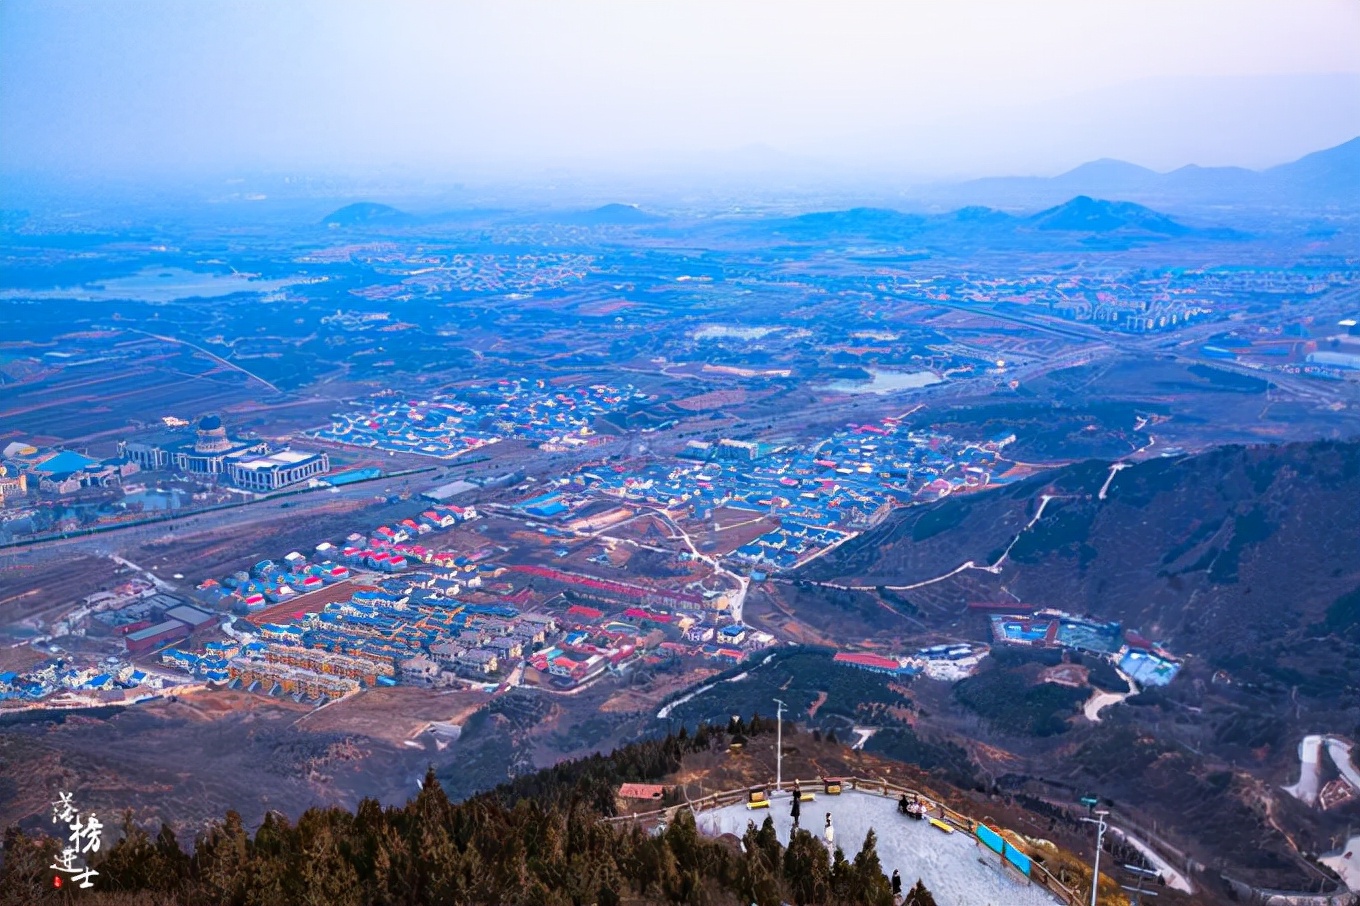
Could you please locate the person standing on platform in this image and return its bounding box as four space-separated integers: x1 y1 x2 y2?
790 788 801 828
823 812 835 847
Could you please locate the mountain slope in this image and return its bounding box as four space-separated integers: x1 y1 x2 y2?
785 439 1360 892
1266 135 1360 203
320 202 417 228
1025 196 1190 235
924 135 1360 211
554 203 665 225
775 207 928 241
802 439 1360 687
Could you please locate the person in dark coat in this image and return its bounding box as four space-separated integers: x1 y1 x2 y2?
891 870 902 897
789 789 801 827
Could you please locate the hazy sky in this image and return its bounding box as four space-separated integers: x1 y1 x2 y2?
2 0 1358 188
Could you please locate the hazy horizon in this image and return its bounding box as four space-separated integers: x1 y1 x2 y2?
3 0 1359 200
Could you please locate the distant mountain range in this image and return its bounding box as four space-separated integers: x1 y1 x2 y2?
316 138 1360 236
742 196 1230 249
318 194 1237 251
922 136 1360 212
320 201 666 230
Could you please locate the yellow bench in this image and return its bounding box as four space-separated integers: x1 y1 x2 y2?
928 818 955 834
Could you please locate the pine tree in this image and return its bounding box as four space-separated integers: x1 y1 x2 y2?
154 821 191 888
903 879 938 906
664 809 703 873
783 827 831 906
0 725 977 906
296 819 362 906
848 828 893 906
739 819 781 906
0 825 60 906
193 809 253 905
830 845 853 905
96 810 157 891
755 815 782 875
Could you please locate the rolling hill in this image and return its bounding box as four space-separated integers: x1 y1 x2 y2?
801 438 1360 691
553 203 665 226
1025 196 1190 235
720 197 1213 249
320 202 418 228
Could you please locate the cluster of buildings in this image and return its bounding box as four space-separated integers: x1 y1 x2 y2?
985 606 1182 687
833 642 989 681
311 378 647 459
1203 319 1360 382
194 566 769 701
1054 298 1209 333
191 504 480 614
119 415 330 492
557 420 1013 571
0 584 222 704
52 578 225 657
303 249 595 300
895 263 1356 339
0 659 174 703
893 267 1241 335
142 480 767 702
505 564 730 613
1 440 140 501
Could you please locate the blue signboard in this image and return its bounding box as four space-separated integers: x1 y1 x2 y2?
976 823 1005 855
1003 842 1032 877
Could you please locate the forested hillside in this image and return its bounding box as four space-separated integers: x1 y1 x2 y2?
0 723 930 906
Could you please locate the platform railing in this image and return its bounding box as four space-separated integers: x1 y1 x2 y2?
603 775 1084 906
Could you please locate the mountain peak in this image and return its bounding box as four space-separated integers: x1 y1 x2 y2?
321 202 416 228
1057 158 1159 180
558 203 664 225
1026 196 1189 235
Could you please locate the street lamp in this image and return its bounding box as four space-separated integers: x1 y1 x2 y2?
1081 809 1110 906
774 698 786 792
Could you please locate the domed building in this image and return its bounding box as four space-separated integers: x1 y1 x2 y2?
118 414 329 491
194 415 232 454
119 414 267 477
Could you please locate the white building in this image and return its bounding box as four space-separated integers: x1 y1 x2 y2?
227 450 331 492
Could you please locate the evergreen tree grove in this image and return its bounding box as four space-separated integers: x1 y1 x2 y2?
0 725 937 906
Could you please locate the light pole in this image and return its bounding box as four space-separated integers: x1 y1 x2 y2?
1081 809 1110 906
774 698 786 792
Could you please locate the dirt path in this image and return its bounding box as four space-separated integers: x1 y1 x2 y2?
807 691 828 719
